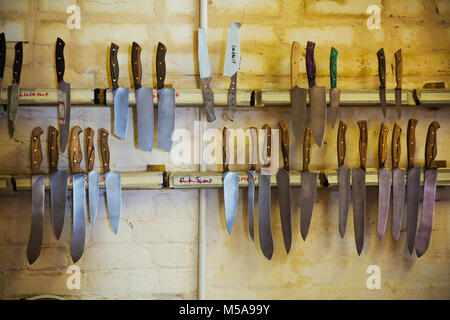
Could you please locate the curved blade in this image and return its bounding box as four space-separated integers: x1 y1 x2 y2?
27 175 45 264
392 168 406 240
136 87 154 151
329 87 340 129
57 80 71 153
291 86 307 140
406 167 421 254
377 167 391 240
416 169 437 257
246 170 255 241
258 174 273 260
338 165 350 238
223 171 239 233
105 170 122 234
50 170 68 240
113 87 129 139
88 170 100 225
300 170 318 241
309 85 326 147
352 168 366 255
71 173 86 263
276 168 292 254
157 87 175 152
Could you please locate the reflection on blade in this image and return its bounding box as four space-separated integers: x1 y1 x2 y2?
276 168 291 254
406 167 420 254
377 167 391 240
352 168 366 255
136 87 154 151
88 170 100 224
157 87 175 152
416 169 437 257
57 81 71 153
27 175 45 264
71 173 86 263
338 165 350 238
392 168 406 240
113 87 129 139
105 171 122 234
50 170 68 240
258 175 273 260
223 171 239 234
300 170 318 240
310 85 326 147
246 170 255 241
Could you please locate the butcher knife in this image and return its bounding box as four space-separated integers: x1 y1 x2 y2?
55 37 71 152
156 42 175 152
415 121 440 257
306 41 326 147
27 127 45 264
352 120 367 255
392 123 406 240
377 48 387 118
222 127 239 233
406 119 420 254
198 27 215 122
132 41 154 151
337 121 350 238
300 126 318 240
100 128 122 234
259 124 273 260
246 127 257 241
7 41 22 138
0 33 5 101
48 126 68 240
223 22 241 121
377 123 391 240
394 49 402 119
110 43 129 139
86 127 99 224
329 47 340 129
69 126 86 263
290 41 307 140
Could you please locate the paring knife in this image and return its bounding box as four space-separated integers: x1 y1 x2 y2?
246 127 257 241
394 49 402 119
337 121 350 238
55 38 71 152
377 48 387 118
223 22 241 121
222 127 239 233
377 123 391 240
0 33 6 102
198 27 215 122
110 43 129 139
86 127 99 224
8 41 23 138
290 41 307 141
329 47 340 129
392 123 406 240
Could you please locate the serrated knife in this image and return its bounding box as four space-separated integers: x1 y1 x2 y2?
110 43 129 139
198 27 215 122
377 123 391 240
246 127 257 241
392 123 406 240
8 41 22 138
337 121 350 238
377 48 387 118
55 38 71 152
223 22 241 121
86 127 99 224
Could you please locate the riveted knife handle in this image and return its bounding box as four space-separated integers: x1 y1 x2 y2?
227 73 237 121
13 41 23 84
48 126 59 174
306 41 316 88
249 127 257 171
392 123 402 169
330 47 338 89
100 128 111 173
303 127 312 171
131 42 142 90
55 38 65 83
377 48 386 88
337 121 346 167
279 121 289 170
110 43 120 91
30 127 43 175
0 33 5 80
357 120 367 171
85 127 95 172
407 118 418 169
425 121 440 169
378 123 389 168
201 77 216 122
290 41 300 89
394 49 402 89
223 127 231 172
156 42 167 90
262 124 271 168
69 126 83 174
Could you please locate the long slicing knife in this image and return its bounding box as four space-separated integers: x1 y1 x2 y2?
290 41 307 141
110 43 129 139
329 47 340 129
198 27 215 122
337 121 350 238
246 127 257 241
392 123 406 240
27 127 45 264
100 128 122 234
377 48 387 118
394 49 402 119
132 42 154 151
86 127 99 224
55 38 71 152
0 33 5 103
222 127 239 233
377 123 391 240
8 41 22 138
223 22 241 121
406 119 420 254
416 121 440 257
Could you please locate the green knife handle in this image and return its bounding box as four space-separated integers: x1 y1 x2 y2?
13 41 23 84
156 42 167 90
0 33 5 79
330 47 338 89
303 127 312 171
290 41 300 89
394 49 402 89
69 126 83 174
100 128 111 173
48 126 59 174
222 127 230 172
30 127 43 175
227 73 237 121
305 41 316 88
85 127 95 172
392 123 402 169
378 123 389 168
55 38 65 83
407 119 418 169
425 121 440 169
131 42 142 90
279 121 289 171
262 124 271 168
110 43 120 91
249 127 257 171
337 121 346 167
357 120 367 171
377 48 386 88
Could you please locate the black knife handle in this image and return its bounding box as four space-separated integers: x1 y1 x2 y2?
13 41 23 84
31 127 43 175
131 42 142 90
377 48 386 88
156 42 166 90
392 123 402 169
48 126 59 174
227 73 237 121
337 121 346 167
110 43 120 91
223 127 230 172
303 127 312 171
378 123 389 168
407 119 418 169
425 121 440 169
279 121 289 170
100 128 111 173
357 120 368 171
55 37 65 83
394 49 402 89
262 124 271 168
305 41 316 88
0 33 5 79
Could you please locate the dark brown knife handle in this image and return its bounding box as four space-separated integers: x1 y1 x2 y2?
249 127 257 171
85 127 95 172
262 124 271 168
0 33 6 79
394 49 402 89
31 127 44 175
357 120 368 171
131 42 142 90
425 121 440 169
100 128 111 173
156 42 167 90
48 126 59 174
223 127 230 172
303 127 312 171
337 121 346 167
55 37 65 83
13 41 23 84
407 118 418 169
305 41 316 88
110 43 120 91
279 121 289 170
290 41 300 89
392 123 402 169
378 123 389 168
69 126 83 174
227 73 237 121
377 48 386 88
201 77 216 122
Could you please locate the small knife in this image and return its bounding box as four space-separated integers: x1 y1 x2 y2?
198 27 215 122
377 123 391 240
290 41 307 141
246 127 257 241
8 41 23 138
86 127 99 224
329 47 340 129
223 22 241 121
55 38 71 152
392 123 406 240
337 121 350 238
0 33 6 102
394 49 402 119
222 127 239 233
377 48 387 118
110 43 129 139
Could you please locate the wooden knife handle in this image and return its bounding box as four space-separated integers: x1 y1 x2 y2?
100 128 111 173
425 121 440 169
0 33 6 80
290 41 300 89
305 41 316 88
55 37 65 83
330 47 338 89
279 121 289 170
378 123 389 168
30 127 43 175
394 49 402 89
262 124 271 168
228 73 237 120
110 43 120 91
85 127 95 172
48 126 59 174
156 42 167 90
337 121 346 167
201 77 216 122
249 127 257 171
357 120 368 171
392 123 402 169
13 41 23 84
377 48 386 88
407 118 418 169
131 42 142 90
69 126 83 174
303 127 312 171
222 127 230 172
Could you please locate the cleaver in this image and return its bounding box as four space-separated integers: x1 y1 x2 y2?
110 43 129 140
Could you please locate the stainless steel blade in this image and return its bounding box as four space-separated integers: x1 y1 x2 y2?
377 167 391 240
406 167 421 254
309 85 326 147
27 175 45 264
395 88 402 119
329 87 340 129
291 86 307 140
276 168 292 254
223 171 239 234
157 87 175 152
338 165 350 238
246 170 255 241
352 168 366 255
198 27 212 78
50 170 68 240
7 84 18 138
136 87 154 151
71 173 86 263
88 170 100 224
300 170 318 241
113 87 129 139
57 80 71 153
105 170 122 234
379 87 386 118
258 174 273 260
392 168 406 240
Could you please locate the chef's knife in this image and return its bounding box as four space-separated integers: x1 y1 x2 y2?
416 121 440 257
8 41 22 138
110 43 129 140
392 123 406 240
246 127 257 241
0 33 5 102
394 49 402 119
27 127 45 264
222 127 239 233
329 47 340 129
223 22 241 121
198 27 215 122
55 38 71 152
290 41 307 141
337 121 350 238
377 123 391 240
377 48 387 118
86 127 99 224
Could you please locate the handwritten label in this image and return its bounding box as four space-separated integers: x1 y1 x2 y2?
179 176 213 184
20 91 49 97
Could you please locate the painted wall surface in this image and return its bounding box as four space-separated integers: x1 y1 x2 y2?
0 0 449 299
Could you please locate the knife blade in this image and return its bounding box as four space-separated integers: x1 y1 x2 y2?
110 43 129 140
8 41 22 138
27 127 45 264
392 123 406 240
223 22 241 121
352 120 367 255
132 41 154 151
377 123 391 240
416 121 440 257
222 127 239 233
246 127 257 241
394 49 402 119
48 126 68 240
55 38 71 152
406 119 420 254
337 121 350 238
100 128 122 234
0 33 6 102
306 41 326 147
198 27 215 122
329 47 340 129
290 41 307 141
86 127 99 225
377 48 387 118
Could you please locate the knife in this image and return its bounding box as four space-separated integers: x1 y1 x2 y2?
156 42 175 152
377 123 391 240
100 128 122 234
0 33 6 102
300 126 318 240
222 127 239 233
55 38 71 152
258 124 273 260
276 121 292 253
8 41 22 138
352 120 367 255
132 41 154 151
48 126 68 240
27 127 45 264
416 121 440 257
406 119 420 254
306 41 326 147
337 121 350 238
377 48 387 118
392 123 406 240
290 41 307 141
329 47 340 129
394 49 402 119
223 22 241 121
86 127 99 224
198 27 215 122
110 43 129 139
69 126 86 263
246 127 257 241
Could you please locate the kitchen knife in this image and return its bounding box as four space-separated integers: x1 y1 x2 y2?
406 119 420 254
306 41 326 147
337 121 350 238
0 33 5 101
377 48 387 118
48 126 68 240
27 127 45 264
416 121 440 257
276 121 292 253
156 42 175 152
392 123 406 240
223 22 241 121
377 123 391 240
132 41 154 151
246 127 257 241
69 126 86 263
198 27 215 122
259 124 273 260
110 43 129 140
222 127 239 233
7 41 22 138
300 126 318 240
394 49 402 119
352 120 367 255
329 47 340 129
86 127 99 224
100 128 122 234
290 41 307 141
55 38 71 152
